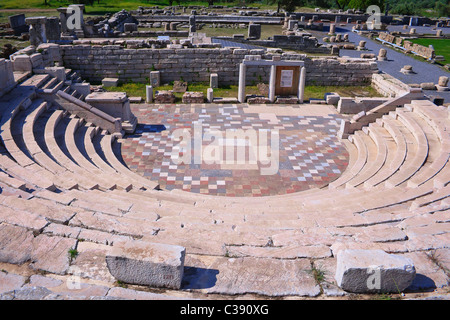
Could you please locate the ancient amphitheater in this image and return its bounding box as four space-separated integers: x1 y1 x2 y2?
0 8 449 302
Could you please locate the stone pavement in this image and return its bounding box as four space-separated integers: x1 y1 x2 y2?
120 103 350 196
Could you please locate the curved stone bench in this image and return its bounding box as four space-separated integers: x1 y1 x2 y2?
65 117 120 191
385 109 429 188
365 117 407 188
328 131 368 189
100 134 159 191
45 110 100 190
81 126 133 191
346 123 387 188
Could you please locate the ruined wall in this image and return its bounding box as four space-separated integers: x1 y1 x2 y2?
59 44 378 86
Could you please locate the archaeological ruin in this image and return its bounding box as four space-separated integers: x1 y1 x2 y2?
0 3 448 302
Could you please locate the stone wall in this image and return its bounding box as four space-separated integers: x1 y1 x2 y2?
215 34 331 54
378 32 435 60
59 44 378 86
0 58 16 98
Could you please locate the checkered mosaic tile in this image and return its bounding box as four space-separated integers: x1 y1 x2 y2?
120 104 349 197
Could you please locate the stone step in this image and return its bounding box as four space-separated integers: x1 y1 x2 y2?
365 117 407 188
45 110 101 190
100 134 159 191
385 109 427 188
346 123 387 188
64 117 120 190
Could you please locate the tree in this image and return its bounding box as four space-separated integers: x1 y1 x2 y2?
337 0 385 11
435 0 450 17
269 0 307 13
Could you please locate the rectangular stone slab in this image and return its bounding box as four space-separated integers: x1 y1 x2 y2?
335 249 416 293
106 240 186 289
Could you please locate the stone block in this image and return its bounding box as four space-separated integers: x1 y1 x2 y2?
45 66 66 81
325 92 340 105
335 249 416 293
154 90 176 104
12 55 32 72
182 91 204 104
420 82 436 90
102 78 119 87
150 71 160 87
106 240 186 289
71 82 91 97
248 23 261 39
210 73 218 88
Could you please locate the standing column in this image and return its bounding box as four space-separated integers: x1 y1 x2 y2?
298 66 306 103
268 65 276 103
238 63 247 103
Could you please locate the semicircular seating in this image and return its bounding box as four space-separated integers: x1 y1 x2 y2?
0 71 449 299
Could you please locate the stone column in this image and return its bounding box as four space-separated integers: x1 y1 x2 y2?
238 63 246 103
377 48 387 61
328 23 336 35
268 65 276 103
357 40 366 50
189 15 196 33
298 66 306 103
25 16 47 47
146 85 153 103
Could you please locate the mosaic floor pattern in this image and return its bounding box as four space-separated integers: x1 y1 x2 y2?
120 104 350 197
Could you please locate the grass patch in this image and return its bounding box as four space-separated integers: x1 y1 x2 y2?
0 38 30 51
105 81 382 103
68 248 78 263
410 38 450 65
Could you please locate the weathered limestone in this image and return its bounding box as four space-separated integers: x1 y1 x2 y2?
437 76 449 92
182 91 204 103
9 14 28 36
328 23 336 35
102 78 119 88
124 23 137 33
248 23 261 39
210 73 218 88
335 250 416 293
146 85 153 103
400 65 414 75
287 20 297 31
106 241 186 289
11 55 32 72
377 49 387 61
357 40 366 51
0 58 17 97
189 15 196 33
25 16 47 47
45 17 61 41
149 71 160 87
154 90 176 103
45 66 66 81
207 87 214 102
85 91 137 133
420 82 436 90
71 82 90 97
